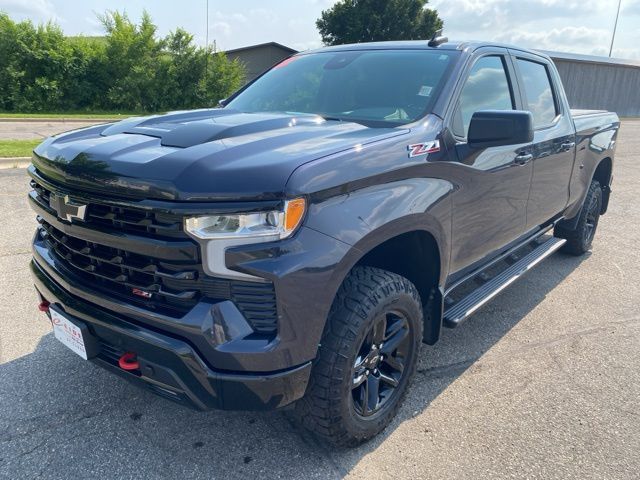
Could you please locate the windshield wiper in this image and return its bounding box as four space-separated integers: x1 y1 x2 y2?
284 111 368 127
316 114 371 126
318 115 346 122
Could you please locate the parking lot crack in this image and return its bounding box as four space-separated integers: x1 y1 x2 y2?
14 436 49 460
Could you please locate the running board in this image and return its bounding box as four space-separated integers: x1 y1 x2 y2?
443 237 566 328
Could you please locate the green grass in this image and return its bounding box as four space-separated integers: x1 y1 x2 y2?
0 139 41 157
0 112 142 120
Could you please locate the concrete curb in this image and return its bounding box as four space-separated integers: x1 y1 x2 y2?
0 157 31 169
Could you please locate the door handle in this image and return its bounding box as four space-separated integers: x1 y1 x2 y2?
514 152 533 165
560 142 576 152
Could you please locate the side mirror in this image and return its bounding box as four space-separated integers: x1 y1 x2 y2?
468 110 534 149
218 98 228 107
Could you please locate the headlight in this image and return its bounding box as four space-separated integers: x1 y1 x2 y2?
184 198 306 241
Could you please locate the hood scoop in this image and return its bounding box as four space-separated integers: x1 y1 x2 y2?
124 114 311 148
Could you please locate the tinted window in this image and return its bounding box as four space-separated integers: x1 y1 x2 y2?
516 59 557 127
227 50 458 126
453 56 514 137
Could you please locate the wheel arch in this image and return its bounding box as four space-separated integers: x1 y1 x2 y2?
353 229 444 345
328 219 448 346
299 177 454 348
560 155 614 231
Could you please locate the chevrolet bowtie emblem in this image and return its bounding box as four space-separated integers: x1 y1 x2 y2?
49 194 87 222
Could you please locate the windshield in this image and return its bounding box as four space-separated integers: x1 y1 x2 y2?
226 49 458 127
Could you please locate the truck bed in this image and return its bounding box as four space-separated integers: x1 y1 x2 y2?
572 109 619 133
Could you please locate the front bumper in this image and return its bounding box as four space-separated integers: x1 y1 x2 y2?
31 258 311 411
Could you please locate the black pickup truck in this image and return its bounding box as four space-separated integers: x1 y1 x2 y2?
29 39 619 446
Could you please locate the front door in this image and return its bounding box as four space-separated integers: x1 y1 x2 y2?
447 51 533 274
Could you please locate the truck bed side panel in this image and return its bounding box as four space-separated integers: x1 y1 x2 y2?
564 112 619 220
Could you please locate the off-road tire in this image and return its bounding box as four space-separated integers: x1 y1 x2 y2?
555 180 602 255
292 266 423 447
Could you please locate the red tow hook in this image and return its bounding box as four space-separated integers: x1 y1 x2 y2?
118 352 140 371
38 300 50 312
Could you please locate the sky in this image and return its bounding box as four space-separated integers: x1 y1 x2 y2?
1 0 639 60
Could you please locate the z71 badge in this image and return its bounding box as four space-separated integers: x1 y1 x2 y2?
407 140 440 158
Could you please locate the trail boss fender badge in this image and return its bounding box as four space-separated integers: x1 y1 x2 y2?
407 140 440 158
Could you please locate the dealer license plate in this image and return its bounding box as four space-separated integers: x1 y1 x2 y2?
51 308 88 360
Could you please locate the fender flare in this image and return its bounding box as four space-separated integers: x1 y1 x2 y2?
321 215 449 345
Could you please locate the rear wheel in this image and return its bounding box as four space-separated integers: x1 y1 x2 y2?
555 180 602 255
293 266 423 446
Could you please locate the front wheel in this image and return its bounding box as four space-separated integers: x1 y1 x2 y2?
555 180 602 255
292 266 423 447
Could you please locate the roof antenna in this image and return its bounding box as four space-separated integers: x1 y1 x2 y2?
428 29 448 47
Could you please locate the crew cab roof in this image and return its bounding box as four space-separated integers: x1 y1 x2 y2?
303 40 551 61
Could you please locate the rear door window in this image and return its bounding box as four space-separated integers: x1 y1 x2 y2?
516 58 558 128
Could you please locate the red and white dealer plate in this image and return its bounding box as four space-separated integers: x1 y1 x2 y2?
51 308 88 360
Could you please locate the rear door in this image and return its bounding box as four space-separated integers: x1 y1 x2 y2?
510 51 576 229
446 48 534 274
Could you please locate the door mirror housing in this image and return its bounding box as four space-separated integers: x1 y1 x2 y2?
468 110 534 149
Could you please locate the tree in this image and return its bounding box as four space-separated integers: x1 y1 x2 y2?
0 14 75 111
95 10 245 111
98 11 166 111
0 10 245 113
316 0 443 46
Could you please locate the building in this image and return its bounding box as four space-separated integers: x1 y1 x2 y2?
224 42 298 84
543 51 640 117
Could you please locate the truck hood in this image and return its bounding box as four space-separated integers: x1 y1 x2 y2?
32 109 408 201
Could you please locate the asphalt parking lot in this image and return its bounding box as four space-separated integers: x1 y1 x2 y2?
1 121 639 479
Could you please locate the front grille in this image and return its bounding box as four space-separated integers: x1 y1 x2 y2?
30 179 185 239
30 173 279 336
39 219 201 313
37 220 278 334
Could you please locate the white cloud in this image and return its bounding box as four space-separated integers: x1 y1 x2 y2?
622 0 640 15
0 0 58 23
81 15 104 36
211 21 231 37
249 8 278 24
610 47 640 60
432 0 604 20
288 18 308 29
430 0 640 59
211 11 247 23
494 26 610 52
228 13 248 23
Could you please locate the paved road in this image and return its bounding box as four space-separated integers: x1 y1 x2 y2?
0 120 110 140
1 122 639 479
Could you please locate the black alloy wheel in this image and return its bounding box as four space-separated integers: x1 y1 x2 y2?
584 192 600 246
351 311 411 417
292 266 424 446
555 179 602 255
